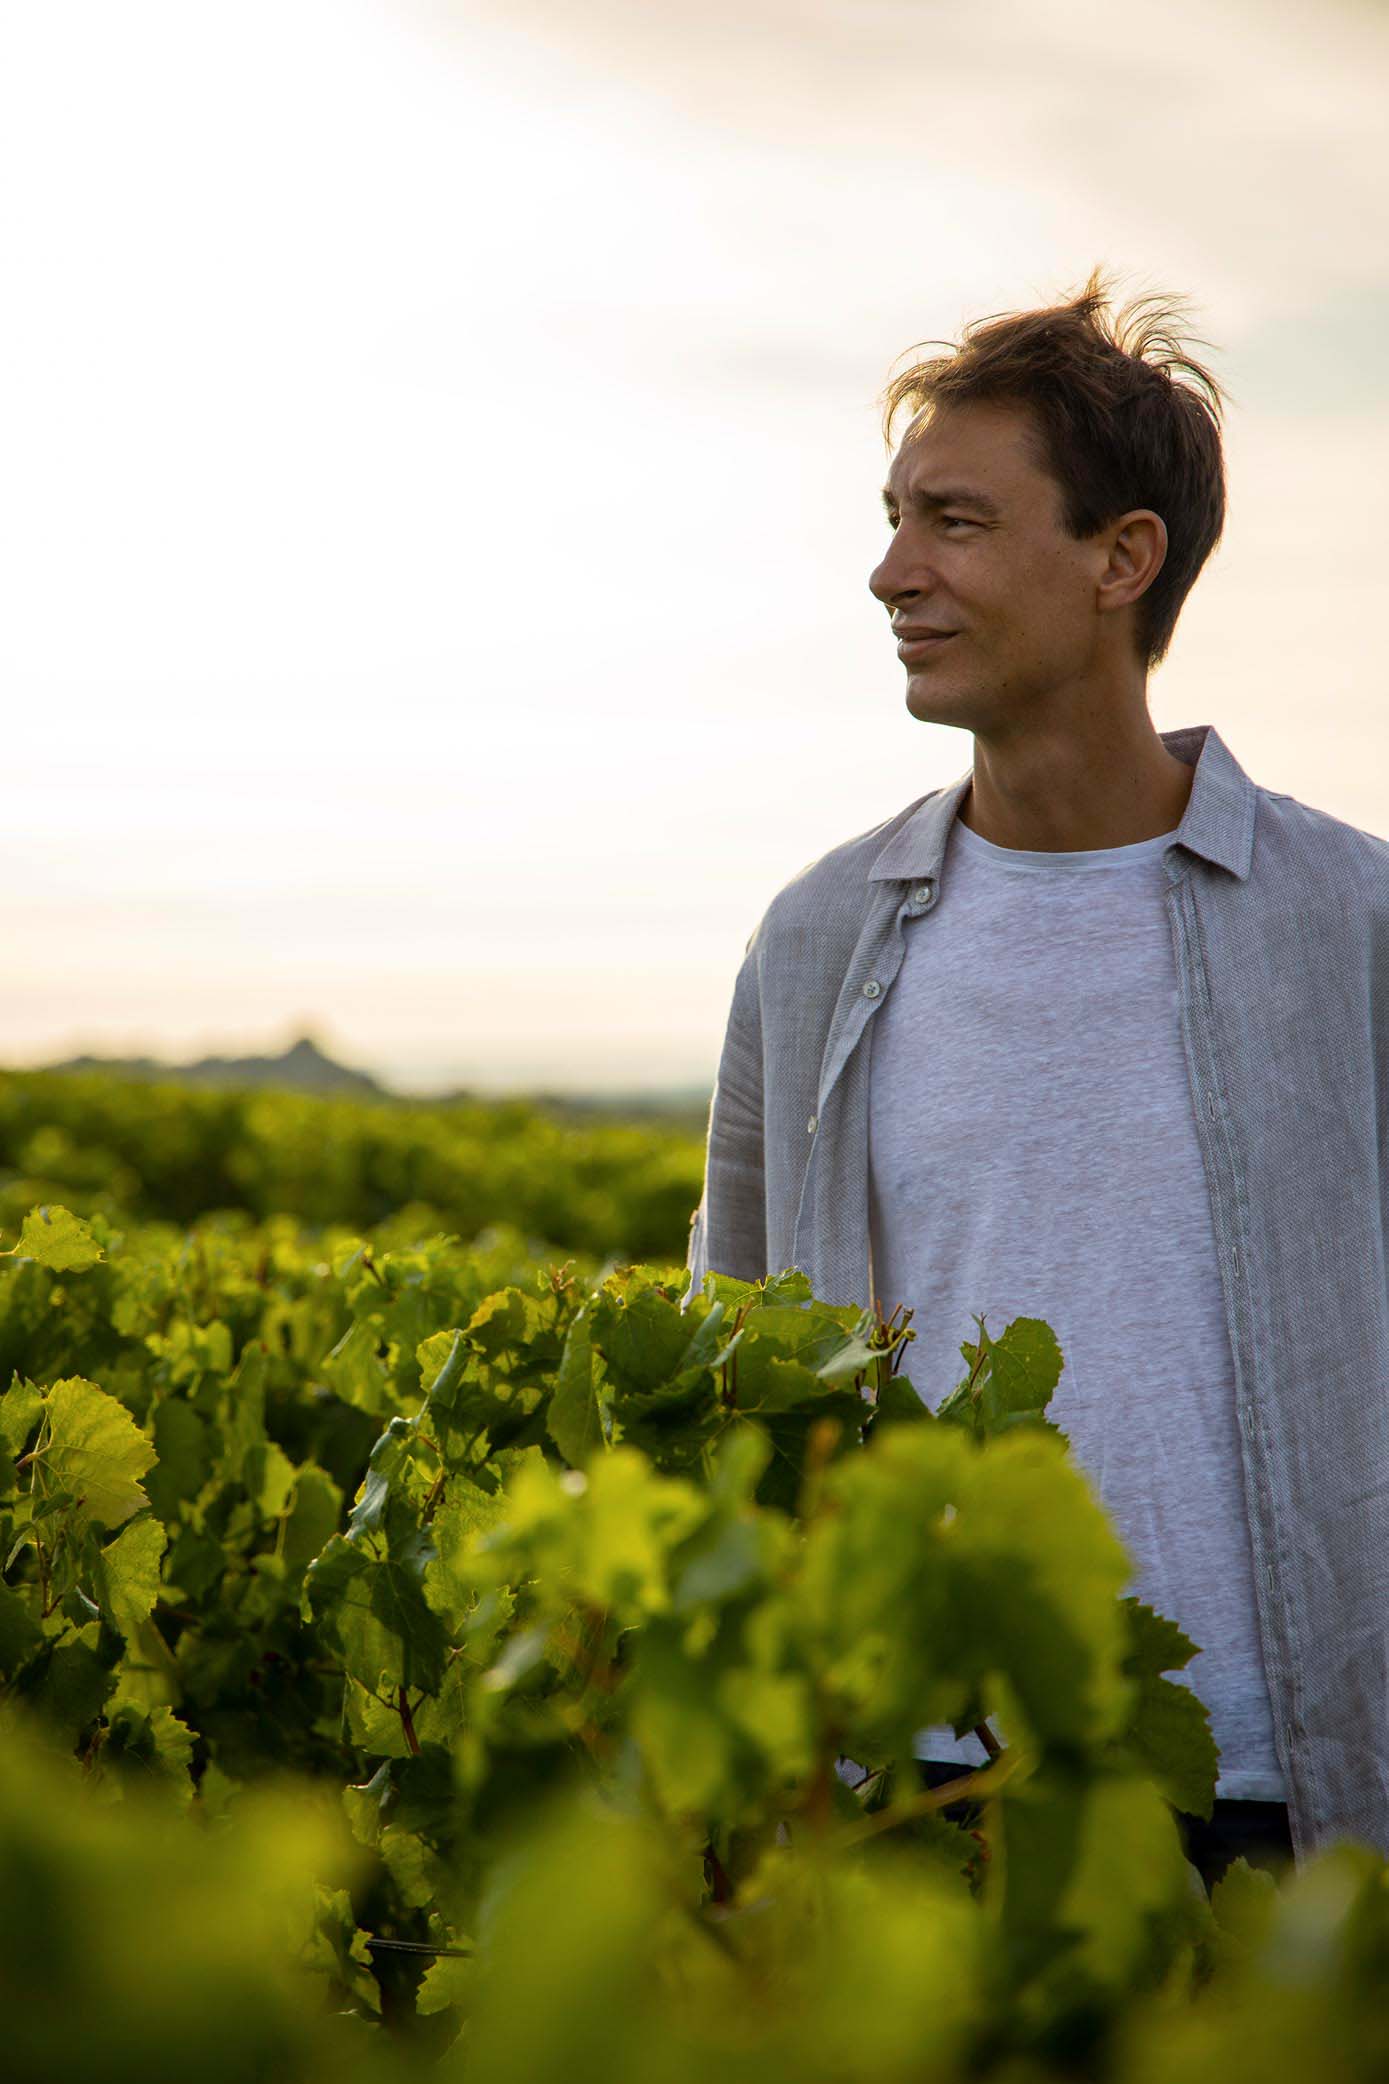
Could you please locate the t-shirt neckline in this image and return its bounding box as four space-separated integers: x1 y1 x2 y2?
950 815 1181 872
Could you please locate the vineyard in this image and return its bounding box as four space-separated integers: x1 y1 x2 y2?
2 1070 1388 2083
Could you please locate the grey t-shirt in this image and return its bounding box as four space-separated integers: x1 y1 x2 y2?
866 811 1286 1802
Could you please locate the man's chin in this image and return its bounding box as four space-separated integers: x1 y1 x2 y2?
904 677 969 726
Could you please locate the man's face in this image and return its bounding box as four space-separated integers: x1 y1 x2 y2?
868 398 1114 734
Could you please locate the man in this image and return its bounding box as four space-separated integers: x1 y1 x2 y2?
685 269 1389 1882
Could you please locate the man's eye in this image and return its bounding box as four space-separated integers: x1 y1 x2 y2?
884 514 976 532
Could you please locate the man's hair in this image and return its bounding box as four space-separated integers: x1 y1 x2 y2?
878 267 1228 669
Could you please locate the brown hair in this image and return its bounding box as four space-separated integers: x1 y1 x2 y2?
878 267 1228 669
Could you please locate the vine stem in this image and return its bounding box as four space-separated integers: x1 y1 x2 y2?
703 1839 734 1904
869 1297 915 1389
365 1936 471 1958
397 1685 421 1755
834 1748 1021 1850
422 1469 448 1524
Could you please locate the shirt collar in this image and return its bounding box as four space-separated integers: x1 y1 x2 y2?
867 723 1257 885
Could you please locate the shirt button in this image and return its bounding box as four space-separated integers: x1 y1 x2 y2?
912 884 933 906
807 1115 818 1134
862 980 882 999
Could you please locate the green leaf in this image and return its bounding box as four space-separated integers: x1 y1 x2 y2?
383 1742 460 1832
1124 1673 1219 1819
1116 1598 1217 1818
346 1415 423 1542
731 1306 872 1390
716 1664 816 1780
805 1422 1135 1758
869 1375 931 1429
420 1321 552 1466
144 1398 210 1523
704 1422 773 1508
93 1515 167 1644
591 1282 703 1396
735 1392 867 1516
10 1632 120 1744
607 1373 718 1475
417 1332 486 1464
1 1377 45 1461
462 1288 550 1365
418 1326 469 1401
221 1339 269 1471
581 1450 706 1616
480 1623 553 1694
304 1533 449 1695
99 1698 197 1806
811 1321 882 1385
244 1437 297 1520
416 1949 474 2016
629 1643 735 1814
547 1305 606 1467
1209 1854 1279 1949
280 1463 344 1582
759 1269 815 1305
164 1524 227 1603
38 1378 157 1533
1121 1595 1201 1678
676 1298 734 1375
948 1430 1135 1749
982 1316 1065 1414
425 1477 509 1632
669 1513 767 1614
305 1883 382 2017
0 1582 42 1678
379 1819 447 1909
3 1204 105 1272
320 1320 392 1416
1051 1771 1195 1988
937 1315 1064 1436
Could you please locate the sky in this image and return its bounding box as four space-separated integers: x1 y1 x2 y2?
3 0 1387 1095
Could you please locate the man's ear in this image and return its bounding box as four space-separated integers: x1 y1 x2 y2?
1097 509 1168 615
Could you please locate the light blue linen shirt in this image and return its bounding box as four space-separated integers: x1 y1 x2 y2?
685 722 1389 1863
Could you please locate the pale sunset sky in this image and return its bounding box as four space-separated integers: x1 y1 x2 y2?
3 0 1387 1094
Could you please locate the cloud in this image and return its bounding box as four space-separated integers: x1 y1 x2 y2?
411 0 1389 316
1224 279 1389 414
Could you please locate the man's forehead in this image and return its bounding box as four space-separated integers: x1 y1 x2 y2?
884 400 1036 501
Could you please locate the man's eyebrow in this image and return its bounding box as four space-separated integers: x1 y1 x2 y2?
880 482 1003 519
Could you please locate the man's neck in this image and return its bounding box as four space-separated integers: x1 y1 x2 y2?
957 707 1196 853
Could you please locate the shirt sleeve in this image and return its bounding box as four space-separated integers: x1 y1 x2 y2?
682 931 767 1309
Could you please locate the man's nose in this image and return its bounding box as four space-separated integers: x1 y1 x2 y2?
869 536 932 608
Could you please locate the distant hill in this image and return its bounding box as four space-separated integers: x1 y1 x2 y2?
25 1038 712 1124
41 1034 384 1098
